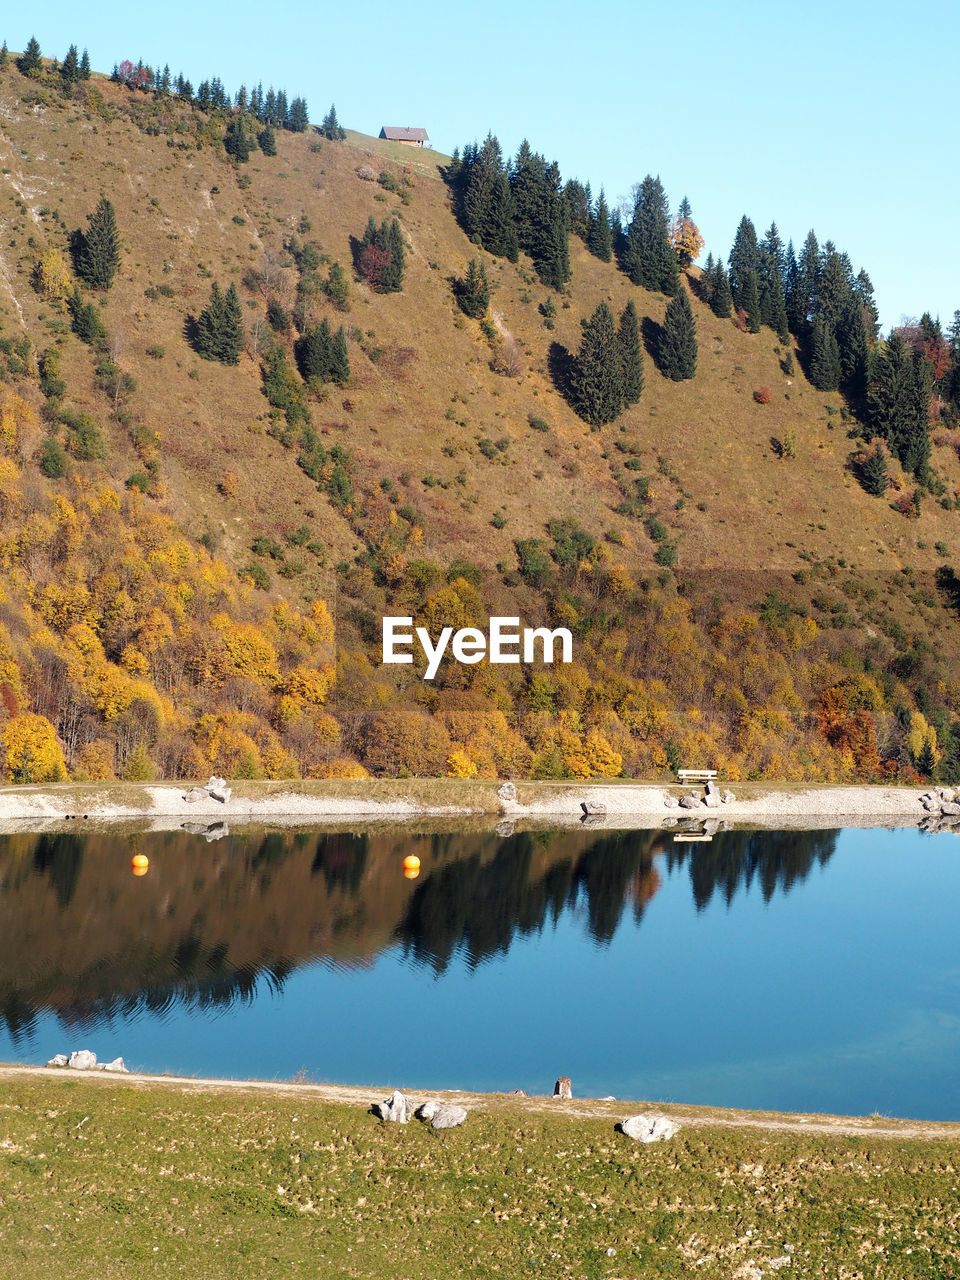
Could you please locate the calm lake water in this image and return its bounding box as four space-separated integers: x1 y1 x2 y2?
1 822 959 1119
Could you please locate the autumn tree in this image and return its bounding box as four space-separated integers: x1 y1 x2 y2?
669 196 704 268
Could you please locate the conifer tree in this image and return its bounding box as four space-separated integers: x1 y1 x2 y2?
76 197 121 290
258 124 277 156
329 326 350 385
741 269 762 333
0 42 8 69
788 230 820 336
563 179 591 241
456 258 491 318
868 337 931 480
571 301 625 425
225 119 251 162
618 300 644 406
709 261 733 319
287 97 309 132
194 281 243 364
837 293 869 397
587 189 613 262
659 286 697 381
18 36 43 78
79 49 90 79
61 45 80 86
621 175 678 294
860 443 888 496
295 318 332 381
324 261 349 311
727 215 761 306
809 316 841 390
320 104 345 140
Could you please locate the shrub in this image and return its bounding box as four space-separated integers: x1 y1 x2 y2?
39 438 68 478
754 385 773 404
528 415 550 433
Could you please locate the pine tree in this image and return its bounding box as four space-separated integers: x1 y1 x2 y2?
587 189 613 262
659 286 697 381
788 230 820 336
258 124 277 156
80 49 91 80
383 219 405 292
741 269 762 333
287 97 309 132
76 197 121 290
456 258 490 318
324 261 349 310
618 300 644 406
329 326 350 385
194 282 243 364
837 293 870 397
563 179 591 241
709 261 733 319
225 119 251 162
0 42 8 69
570 302 625 425
220 283 244 364
320 104 345 140
17 36 43 78
295 319 332 381
809 316 841 390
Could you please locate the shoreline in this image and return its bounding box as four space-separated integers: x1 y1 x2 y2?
2 1063 958 1140
0 778 944 832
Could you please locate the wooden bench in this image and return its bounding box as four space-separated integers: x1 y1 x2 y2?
677 768 718 785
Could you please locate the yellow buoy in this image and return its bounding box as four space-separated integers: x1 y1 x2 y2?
402 854 421 879
131 854 149 875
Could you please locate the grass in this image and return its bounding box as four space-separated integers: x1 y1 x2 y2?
1 1074 958 1278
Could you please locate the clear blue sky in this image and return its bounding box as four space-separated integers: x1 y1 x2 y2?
5 1 956 331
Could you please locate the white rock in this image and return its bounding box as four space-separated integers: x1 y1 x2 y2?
205 775 231 804
581 800 606 817
553 1076 572 1098
97 1057 128 1073
428 1104 467 1130
721 790 736 804
941 802 960 816
68 1050 98 1071
45 1054 68 1068
497 781 517 805
619 1114 680 1143
678 795 701 809
416 1100 440 1122
663 795 679 808
372 1089 409 1123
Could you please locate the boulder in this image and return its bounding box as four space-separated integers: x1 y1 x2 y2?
45 1054 68 1068
663 795 679 808
372 1089 409 1123
182 787 207 803
95 1057 128 1073
618 1114 680 1143
941 802 960 816
678 795 701 810
205 775 231 804
553 1076 572 1098
581 800 606 817
416 1102 467 1129
68 1050 98 1071
511 1089 527 1097
721 790 736 804
497 781 517 806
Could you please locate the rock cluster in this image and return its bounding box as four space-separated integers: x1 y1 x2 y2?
919 788 960 831
45 1050 128 1072
371 1090 468 1129
667 781 735 810
183 775 232 805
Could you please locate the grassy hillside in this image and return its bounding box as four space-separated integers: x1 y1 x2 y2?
2 55 960 783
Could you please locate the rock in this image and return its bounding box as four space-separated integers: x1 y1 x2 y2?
662 816 679 827
581 800 606 817
941 802 960 816
703 791 721 809
678 795 701 810
356 164 378 182
663 795 679 808
939 788 956 801
511 1089 527 1096
721 790 736 804
182 787 207 803
702 819 720 836
553 1076 572 1099
68 1050 98 1071
372 1089 409 1123
618 1114 680 1143
415 1099 468 1128
46 1054 68 1068
205 775 231 804
497 781 517 806
95 1057 128 1073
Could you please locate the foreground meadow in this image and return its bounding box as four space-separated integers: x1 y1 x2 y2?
0 1072 957 1278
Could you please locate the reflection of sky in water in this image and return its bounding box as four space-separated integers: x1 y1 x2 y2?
2 826 959 1119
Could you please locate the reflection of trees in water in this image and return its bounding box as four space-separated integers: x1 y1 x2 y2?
664 829 837 910
397 831 661 971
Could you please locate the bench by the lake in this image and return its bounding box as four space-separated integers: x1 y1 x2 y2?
677 768 718 785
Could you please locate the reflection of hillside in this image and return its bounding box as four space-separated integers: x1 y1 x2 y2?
0 826 836 1039
662 829 837 910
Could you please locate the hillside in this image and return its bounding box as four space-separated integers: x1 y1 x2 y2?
1 52 960 784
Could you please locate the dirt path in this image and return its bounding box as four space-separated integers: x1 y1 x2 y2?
3 1065 957 1142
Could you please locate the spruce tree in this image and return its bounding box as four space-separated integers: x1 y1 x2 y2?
295 319 332 381
325 261 349 310
809 316 841 390
288 97 309 132
194 282 243 364
587 189 613 262
329 326 350 385
788 230 820 336
320 104 345 140
659 286 697 381
837 294 870 397
709 262 733 319
258 124 277 156
383 219 405 292
741 269 762 333
860 443 888 496
18 36 43 78
621 175 678 294
618 300 644 406
571 302 625 425
61 45 80 86
76 197 121 290
220 283 244 364
456 258 490 318
225 120 251 162
727 215 760 306
79 49 90 79
0 42 8 69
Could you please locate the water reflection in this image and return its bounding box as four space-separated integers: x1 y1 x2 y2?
0 825 836 1041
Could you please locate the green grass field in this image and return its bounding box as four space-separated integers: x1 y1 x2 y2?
1 1073 958 1278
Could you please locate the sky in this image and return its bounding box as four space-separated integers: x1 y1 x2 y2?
5 1 957 332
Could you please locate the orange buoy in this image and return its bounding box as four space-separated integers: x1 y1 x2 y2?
402 854 421 879
131 854 149 875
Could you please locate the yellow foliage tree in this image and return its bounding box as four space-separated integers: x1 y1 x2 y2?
32 248 73 307
1 713 67 783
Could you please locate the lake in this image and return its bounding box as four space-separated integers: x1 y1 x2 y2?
1 822 958 1119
